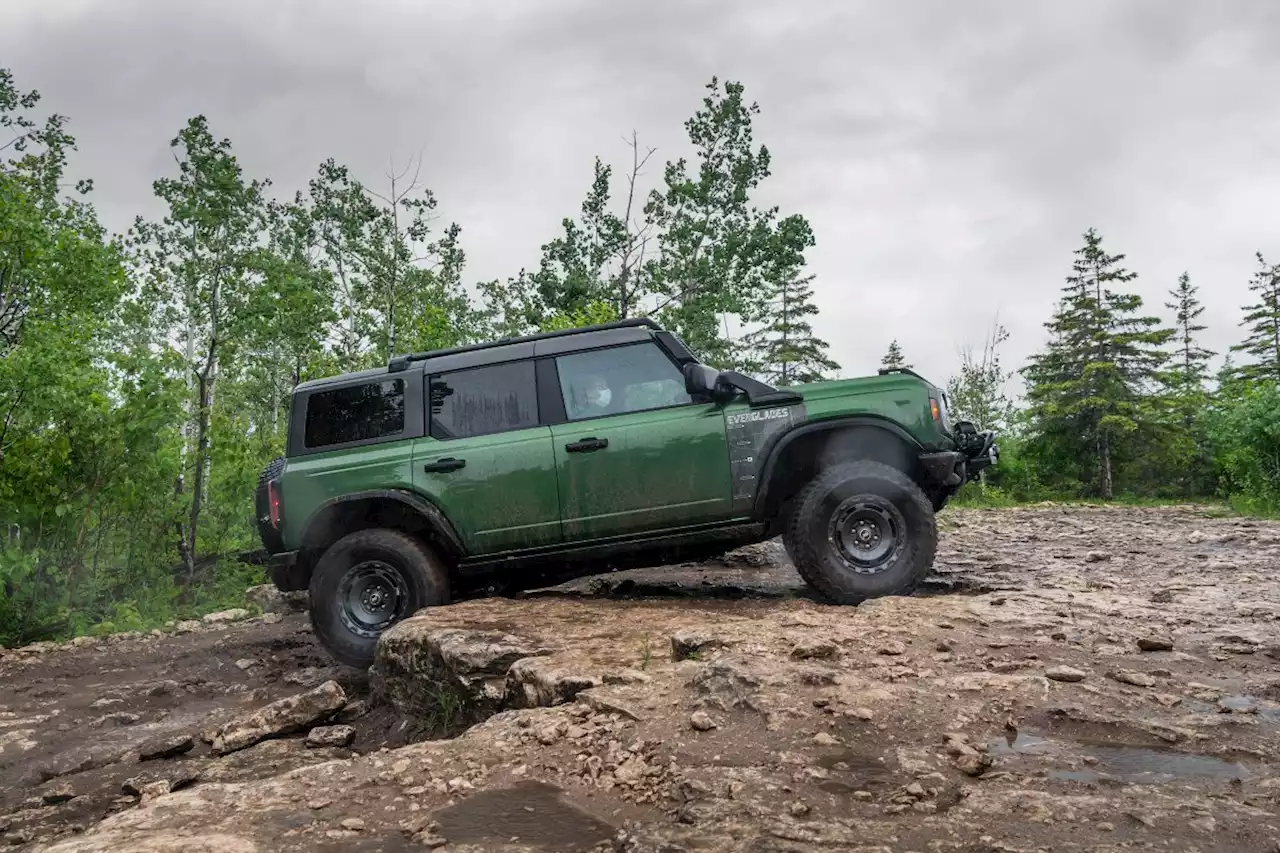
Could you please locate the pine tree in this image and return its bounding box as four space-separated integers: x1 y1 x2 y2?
1022 228 1172 498
881 340 910 371
1231 252 1280 382
1163 271 1215 495
743 273 838 385
1166 272 1214 390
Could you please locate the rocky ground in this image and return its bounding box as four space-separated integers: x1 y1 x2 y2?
1 505 1278 853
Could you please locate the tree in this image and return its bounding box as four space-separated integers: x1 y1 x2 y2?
1230 252 1280 382
742 273 838 385
132 116 268 579
644 78 808 366
1 69 188 643
1166 272 1214 391
741 214 837 385
946 322 1014 434
1208 382 1280 510
354 157 441 362
532 135 658 322
1162 272 1215 495
1022 228 1172 498
306 157 477 367
881 340 910 371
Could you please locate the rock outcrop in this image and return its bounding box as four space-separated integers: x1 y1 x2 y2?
209 681 347 755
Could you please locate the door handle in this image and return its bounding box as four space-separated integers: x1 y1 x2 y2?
565 437 609 453
423 457 466 473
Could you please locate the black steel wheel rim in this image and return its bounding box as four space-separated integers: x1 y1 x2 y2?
827 497 904 575
337 560 410 638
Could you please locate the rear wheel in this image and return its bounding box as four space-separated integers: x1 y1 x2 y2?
785 461 937 604
309 529 450 669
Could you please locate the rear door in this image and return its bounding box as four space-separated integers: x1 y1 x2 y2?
281 376 419 549
412 359 562 555
546 341 734 541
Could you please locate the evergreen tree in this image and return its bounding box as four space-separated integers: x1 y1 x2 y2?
1022 228 1172 498
743 274 838 385
1162 271 1215 495
1166 272 1214 390
880 340 910 371
1230 252 1280 382
741 214 836 385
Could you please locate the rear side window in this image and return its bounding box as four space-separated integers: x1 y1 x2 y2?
429 360 538 440
304 379 405 449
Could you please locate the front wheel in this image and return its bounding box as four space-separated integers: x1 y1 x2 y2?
785 461 937 604
309 529 450 669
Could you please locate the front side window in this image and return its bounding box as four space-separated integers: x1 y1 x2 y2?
556 342 691 421
304 379 405 449
429 360 538 440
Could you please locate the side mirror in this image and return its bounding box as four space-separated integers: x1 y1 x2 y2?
683 363 733 404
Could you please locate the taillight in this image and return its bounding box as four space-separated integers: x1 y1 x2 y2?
267 480 282 529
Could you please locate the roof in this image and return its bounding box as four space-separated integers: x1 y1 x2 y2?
387 317 660 373
292 317 665 393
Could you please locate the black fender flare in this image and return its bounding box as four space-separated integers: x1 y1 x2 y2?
752 416 927 517
299 488 466 558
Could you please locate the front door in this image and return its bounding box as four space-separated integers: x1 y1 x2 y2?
548 341 734 541
413 359 561 555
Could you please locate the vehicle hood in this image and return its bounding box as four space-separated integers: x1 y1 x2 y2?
783 373 934 400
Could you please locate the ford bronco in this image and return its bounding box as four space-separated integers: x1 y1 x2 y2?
255 318 997 667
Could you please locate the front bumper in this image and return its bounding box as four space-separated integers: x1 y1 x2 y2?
954 422 999 481
919 423 999 488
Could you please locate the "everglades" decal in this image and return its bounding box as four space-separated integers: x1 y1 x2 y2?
726 404 807 511
726 407 792 426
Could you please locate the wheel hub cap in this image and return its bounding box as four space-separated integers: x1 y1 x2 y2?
338 560 410 639
828 499 902 575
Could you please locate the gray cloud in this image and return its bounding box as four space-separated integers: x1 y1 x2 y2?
3 0 1278 388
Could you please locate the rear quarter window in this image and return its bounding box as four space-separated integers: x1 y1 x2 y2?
304 379 405 449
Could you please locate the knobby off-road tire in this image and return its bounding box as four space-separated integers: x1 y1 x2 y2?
784 461 937 604
309 528 450 669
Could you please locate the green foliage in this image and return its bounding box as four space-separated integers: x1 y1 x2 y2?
1022 228 1173 498
740 215 838 385
539 300 620 333
1230 252 1280 382
946 322 1014 435
741 272 838 386
880 340 910 371
533 142 655 321
1161 272 1216 495
4 63 1280 648
1208 382 1280 511
644 78 811 366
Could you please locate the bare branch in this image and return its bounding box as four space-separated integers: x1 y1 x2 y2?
0 130 34 154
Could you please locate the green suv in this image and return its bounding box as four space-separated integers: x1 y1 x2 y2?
255 318 997 667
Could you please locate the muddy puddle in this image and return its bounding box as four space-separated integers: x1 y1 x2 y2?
1214 695 1280 723
992 731 1264 785
432 780 616 852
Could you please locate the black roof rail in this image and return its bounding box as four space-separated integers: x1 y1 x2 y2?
387 316 661 372
876 366 930 383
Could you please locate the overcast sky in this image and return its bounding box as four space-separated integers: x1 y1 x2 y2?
3 0 1278 388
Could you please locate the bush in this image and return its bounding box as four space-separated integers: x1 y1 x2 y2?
0 548 71 647
1208 383 1280 512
